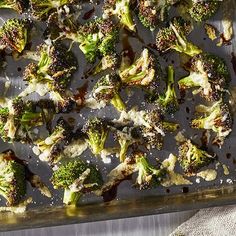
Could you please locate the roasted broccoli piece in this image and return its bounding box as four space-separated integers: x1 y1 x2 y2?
29 0 77 20
138 0 178 31
0 150 26 206
0 0 28 13
119 48 159 87
114 127 139 162
51 160 103 206
61 18 118 63
92 74 125 112
0 18 31 53
82 118 109 155
188 1 220 22
103 0 135 32
134 152 166 189
33 118 74 164
20 42 77 112
87 53 119 76
155 65 179 114
178 53 230 101
191 100 233 146
0 97 43 142
156 16 202 56
178 139 216 175
122 108 178 150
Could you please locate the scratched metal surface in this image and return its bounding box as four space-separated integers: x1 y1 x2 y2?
0 1 235 230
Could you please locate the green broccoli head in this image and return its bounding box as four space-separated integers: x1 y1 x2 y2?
0 18 31 53
0 0 28 13
178 139 216 175
114 127 139 162
156 16 202 56
178 53 230 101
92 74 125 112
65 18 118 63
103 0 135 32
88 53 120 76
82 118 109 155
119 48 159 87
191 100 232 146
156 65 179 114
29 0 77 20
138 0 178 31
0 150 26 206
134 152 166 190
0 98 43 142
33 118 73 164
51 160 103 205
188 1 220 22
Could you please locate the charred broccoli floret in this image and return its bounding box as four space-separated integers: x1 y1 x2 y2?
20 42 77 112
191 100 233 146
0 18 31 53
88 53 119 76
0 0 28 13
33 118 74 164
119 48 159 87
92 74 125 112
188 1 220 22
61 18 118 63
138 0 178 31
0 97 43 142
155 65 179 114
51 160 103 206
29 0 77 20
134 152 166 189
0 150 26 206
178 139 216 175
103 0 135 32
156 16 202 56
120 108 178 150
82 118 109 155
178 53 230 101
114 127 139 162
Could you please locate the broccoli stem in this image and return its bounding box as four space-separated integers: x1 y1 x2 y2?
110 94 126 112
119 141 129 162
172 42 202 57
63 189 82 206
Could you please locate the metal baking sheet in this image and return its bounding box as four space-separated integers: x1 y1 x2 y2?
0 1 236 232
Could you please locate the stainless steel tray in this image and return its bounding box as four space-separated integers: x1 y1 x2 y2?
0 1 236 232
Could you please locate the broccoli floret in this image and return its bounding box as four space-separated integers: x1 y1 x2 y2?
155 65 179 114
63 18 118 63
87 53 119 76
82 118 109 155
92 74 125 112
51 160 103 206
33 118 74 164
29 0 77 20
0 18 31 53
191 100 233 146
178 139 216 175
119 48 159 87
134 152 166 189
0 150 26 206
178 53 230 101
0 0 28 13
20 42 77 112
188 1 220 22
156 16 202 56
138 0 178 31
103 0 135 32
0 98 43 142
114 127 139 162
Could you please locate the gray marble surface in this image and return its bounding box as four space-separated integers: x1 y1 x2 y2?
0 210 196 236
